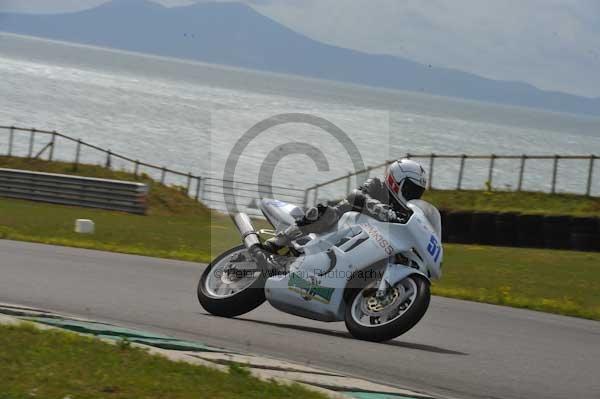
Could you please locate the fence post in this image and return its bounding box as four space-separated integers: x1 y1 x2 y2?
428 153 435 189
134 160 140 178
28 128 35 158
195 177 202 201
487 154 496 190
105 150 112 168
586 155 595 196
8 126 14 156
49 131 56 161
346 172 352 195
200 177 207 200
303 187 311 208
186 172 192 194
313 186 319 206
551 155 559 194
457 154 466 190
517 155 526 191
160 167 166 184
74 139 81 171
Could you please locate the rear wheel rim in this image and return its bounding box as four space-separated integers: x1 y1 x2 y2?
350 277 418 328
204 248 261 298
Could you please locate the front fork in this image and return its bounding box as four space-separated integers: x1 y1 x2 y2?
376 263 429 301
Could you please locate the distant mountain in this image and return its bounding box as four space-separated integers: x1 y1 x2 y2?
1 0 599 116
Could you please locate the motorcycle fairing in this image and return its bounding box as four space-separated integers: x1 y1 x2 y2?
265 208 442 322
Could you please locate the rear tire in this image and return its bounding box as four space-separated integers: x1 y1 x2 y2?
197 245 266 318
344 275 430 342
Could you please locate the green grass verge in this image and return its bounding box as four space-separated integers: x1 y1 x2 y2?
432 245 600 320
0 157 599 320
0 323 327 399
423 189 600 216
0 196 237 263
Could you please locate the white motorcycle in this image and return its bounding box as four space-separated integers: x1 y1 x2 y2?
197 199 443 342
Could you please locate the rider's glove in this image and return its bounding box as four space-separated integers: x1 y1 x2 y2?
298 203 329 226
304 206 319 222
385 208 400 223
365 199 397 222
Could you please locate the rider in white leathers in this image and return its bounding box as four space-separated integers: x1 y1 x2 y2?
266 159 428 251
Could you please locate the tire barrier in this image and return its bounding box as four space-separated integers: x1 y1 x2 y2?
542 215 571 250
495 212 518 247
444 211 473 244
439 209 449 240
439 211 599 252
570 217 599 252
517 214 545 248
470 212 496 245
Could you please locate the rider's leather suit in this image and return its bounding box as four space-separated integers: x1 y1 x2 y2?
297 177 411 235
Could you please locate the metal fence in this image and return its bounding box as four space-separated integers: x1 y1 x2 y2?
2 126 598 215
0 126 305 215
304 152 599 206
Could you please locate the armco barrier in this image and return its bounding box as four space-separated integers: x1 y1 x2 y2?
0 168 148 214
441 210 600 252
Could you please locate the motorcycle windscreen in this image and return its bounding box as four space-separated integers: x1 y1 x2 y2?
407 199 442 239
259 199 304 230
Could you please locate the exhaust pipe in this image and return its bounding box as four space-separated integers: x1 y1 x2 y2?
231 212 277 273
231 213 261 249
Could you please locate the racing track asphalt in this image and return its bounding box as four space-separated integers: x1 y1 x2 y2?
1 240 599 399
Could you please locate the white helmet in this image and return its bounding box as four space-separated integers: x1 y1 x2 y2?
384 159 427 207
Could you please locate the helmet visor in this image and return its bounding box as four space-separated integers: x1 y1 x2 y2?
402 179 425 201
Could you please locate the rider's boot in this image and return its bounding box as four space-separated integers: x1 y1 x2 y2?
248 244 288 275
264 224 304 253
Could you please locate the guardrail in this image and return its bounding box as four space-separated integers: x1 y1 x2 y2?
0 126 306 215
304 152 599 206
0 168 148 214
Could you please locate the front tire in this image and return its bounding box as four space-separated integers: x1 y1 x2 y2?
344 275 430 342
197 245 266 317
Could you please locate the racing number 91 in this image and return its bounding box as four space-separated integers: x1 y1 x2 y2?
427 235 441 262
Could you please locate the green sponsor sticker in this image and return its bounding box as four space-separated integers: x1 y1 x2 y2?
288 273 334 304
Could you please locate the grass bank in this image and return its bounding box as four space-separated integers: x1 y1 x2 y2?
0 157 599 320
0 323 326 399
424 189 600 216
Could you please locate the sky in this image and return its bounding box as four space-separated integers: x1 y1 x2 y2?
2 0 599 98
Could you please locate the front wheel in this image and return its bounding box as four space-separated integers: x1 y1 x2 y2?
344 275 430 342
197 245 266 317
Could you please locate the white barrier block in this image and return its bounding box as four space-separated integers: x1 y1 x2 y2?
75 219 95 234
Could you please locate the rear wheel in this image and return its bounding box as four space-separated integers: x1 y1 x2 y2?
197 245 266 317
344 275 430 342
